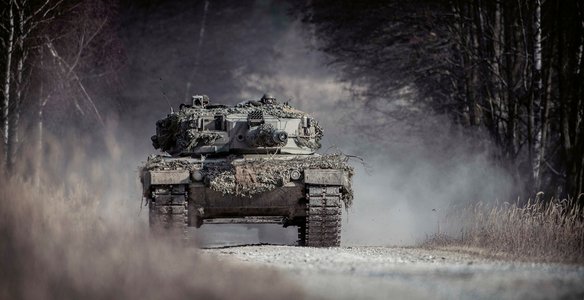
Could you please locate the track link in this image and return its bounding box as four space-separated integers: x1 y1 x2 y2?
148 185 189 243
300 185 342 247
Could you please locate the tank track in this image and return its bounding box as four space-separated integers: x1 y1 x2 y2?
299 185 342 247
148 185 189 243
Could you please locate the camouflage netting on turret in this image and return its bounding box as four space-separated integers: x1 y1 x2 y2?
181 101 309 119
183 131 223 151
143 153 354 207
153 102 324 153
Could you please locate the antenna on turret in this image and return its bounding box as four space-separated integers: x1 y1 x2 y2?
163 92 174 113
160 78 174 112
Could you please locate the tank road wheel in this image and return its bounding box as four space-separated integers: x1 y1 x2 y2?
148 185 190 244
300 185 342 247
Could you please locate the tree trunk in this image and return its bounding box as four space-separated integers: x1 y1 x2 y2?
536 51 553 192
469 0 481 126
532 0 544 190
7 6 28 170
2 2 14 169
491 1 503 142
35 81 49 187
575 6 584 200
503 2 517 158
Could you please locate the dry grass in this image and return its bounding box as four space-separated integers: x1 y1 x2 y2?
425 197 584 264
0 133 303 300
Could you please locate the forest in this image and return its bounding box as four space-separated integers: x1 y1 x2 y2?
1 0 583 203
292 0 584 201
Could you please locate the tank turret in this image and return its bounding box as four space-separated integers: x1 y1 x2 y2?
150 95 322 156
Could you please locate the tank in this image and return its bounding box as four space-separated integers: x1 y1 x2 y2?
140 94 354 247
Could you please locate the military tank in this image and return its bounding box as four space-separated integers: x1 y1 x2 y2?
140 94 353 247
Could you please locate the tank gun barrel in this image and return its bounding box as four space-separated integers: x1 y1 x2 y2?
246 124 288 148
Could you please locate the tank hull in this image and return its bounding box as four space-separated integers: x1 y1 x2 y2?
141 154 352 247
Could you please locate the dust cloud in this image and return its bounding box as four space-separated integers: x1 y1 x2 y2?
341 146 515 246
225 21 516 246
0 132 302 300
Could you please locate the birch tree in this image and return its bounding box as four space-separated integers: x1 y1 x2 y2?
0 0 66 170
0 1 15 169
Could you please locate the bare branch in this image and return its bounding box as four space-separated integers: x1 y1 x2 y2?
12 0 21 11
69 17 108 75
28 0 52 20
24 0 64 25
39 0 65 19
44 36 104 125
83 17 108 47
44 37 84 116
0 22 8 33
26 15 57 34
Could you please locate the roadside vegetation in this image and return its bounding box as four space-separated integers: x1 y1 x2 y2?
425 196 584 264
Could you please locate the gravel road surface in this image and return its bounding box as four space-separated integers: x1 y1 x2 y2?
202 242 584 300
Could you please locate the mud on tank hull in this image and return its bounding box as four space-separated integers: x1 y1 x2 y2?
141 154 353 247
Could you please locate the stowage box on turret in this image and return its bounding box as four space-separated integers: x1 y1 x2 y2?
140 94 353 247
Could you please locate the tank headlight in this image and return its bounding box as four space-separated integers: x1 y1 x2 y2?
192 170 204 181
290 170 301 181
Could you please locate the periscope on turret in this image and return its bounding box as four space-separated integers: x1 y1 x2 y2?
141 94 354 247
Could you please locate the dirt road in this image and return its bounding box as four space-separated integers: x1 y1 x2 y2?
202 243 584 300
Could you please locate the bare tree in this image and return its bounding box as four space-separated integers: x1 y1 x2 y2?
31 0 115 185
1 1 15 169
1 0 119 183
294 0 584 200
0 0 66 170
